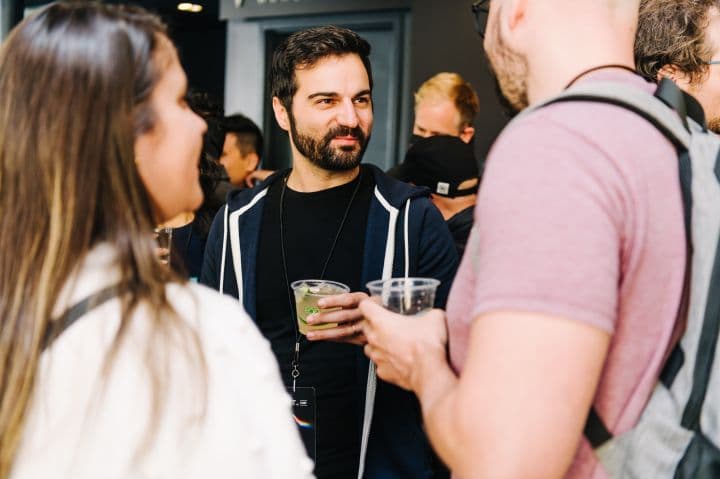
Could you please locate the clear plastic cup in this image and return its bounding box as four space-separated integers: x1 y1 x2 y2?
366 277 440 315
291 279 350 335
153 227 173 265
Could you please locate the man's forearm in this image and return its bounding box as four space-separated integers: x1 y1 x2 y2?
415 355 465 473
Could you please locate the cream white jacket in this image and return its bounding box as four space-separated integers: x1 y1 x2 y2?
11 244 314 479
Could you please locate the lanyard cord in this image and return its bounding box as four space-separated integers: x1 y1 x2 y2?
564 64 638 90
279 168 364 390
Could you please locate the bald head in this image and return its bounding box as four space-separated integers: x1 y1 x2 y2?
537 0 639 31
483 0 640 108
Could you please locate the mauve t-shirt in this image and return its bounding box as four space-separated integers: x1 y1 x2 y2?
446 71 686 478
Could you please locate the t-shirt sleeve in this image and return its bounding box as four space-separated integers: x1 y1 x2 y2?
470 114 629 333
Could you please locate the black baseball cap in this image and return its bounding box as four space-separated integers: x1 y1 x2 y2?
393 135 479 197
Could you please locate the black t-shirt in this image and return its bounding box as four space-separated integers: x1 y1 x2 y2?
170 222 205 281
446 205 475 258
255 166 375 479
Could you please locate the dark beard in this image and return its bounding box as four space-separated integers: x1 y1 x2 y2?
289 117 370 172
489 65 521 119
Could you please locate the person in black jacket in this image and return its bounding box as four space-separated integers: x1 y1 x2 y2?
392 135 479 257
201 25 457 479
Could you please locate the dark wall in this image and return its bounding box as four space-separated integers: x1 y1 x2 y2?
170 19 227 103
408 0 509 166
105 1 227 105
1 0 24 39
98 1 227 105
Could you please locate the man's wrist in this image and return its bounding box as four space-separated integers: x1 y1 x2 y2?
412 345 456 408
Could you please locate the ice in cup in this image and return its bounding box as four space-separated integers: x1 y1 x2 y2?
291 280 350 335
366 277 440 315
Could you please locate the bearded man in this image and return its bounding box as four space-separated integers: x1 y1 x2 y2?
201 25 457 479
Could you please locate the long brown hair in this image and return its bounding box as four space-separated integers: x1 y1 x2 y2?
0 3 204 475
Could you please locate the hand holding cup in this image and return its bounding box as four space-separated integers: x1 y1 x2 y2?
360 278 447 391
295 280 369 345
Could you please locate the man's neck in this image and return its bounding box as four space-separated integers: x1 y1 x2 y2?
432 195 476 221
524 21 637 107
159 211 195 228
287 156 360 192
526 58 636 109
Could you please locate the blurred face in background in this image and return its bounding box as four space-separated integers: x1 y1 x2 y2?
220 133 259 186
413 98 473 143
134 44 207 222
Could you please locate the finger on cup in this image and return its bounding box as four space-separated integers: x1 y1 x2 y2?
316 291 368 309
306 321 366 345
307 306 362 325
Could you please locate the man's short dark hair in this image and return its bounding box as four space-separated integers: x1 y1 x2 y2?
224 113 263 161
635 0 719 84
270 25 373 110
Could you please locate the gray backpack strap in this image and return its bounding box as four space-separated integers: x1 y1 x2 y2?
537 80 691 150
43 284 124 350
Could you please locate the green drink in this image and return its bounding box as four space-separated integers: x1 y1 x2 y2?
291 280 350 335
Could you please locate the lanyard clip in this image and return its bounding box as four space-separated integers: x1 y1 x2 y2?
291 341 300 392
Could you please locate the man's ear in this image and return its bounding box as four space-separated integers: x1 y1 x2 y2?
497 0 528 49
658 64 692 89
507 0 528 31
272 96 290 132
244 152 260 172
459 126 475 144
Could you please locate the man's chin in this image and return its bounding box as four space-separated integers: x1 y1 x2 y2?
331 158 362 171
331 144 364 164
708 117 720 134
335 144 359 153
321 153 363 172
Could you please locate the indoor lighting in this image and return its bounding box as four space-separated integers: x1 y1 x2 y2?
177 2 203 13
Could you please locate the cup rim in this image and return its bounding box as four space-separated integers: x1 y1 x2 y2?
290 279 350 295
365 277 440 293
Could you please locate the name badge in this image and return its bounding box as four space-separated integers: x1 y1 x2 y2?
287 386 317 462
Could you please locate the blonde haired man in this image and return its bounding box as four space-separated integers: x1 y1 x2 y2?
412 72 479 143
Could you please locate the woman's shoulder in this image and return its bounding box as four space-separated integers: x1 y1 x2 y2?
164 282 275 367
168 281 248 323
